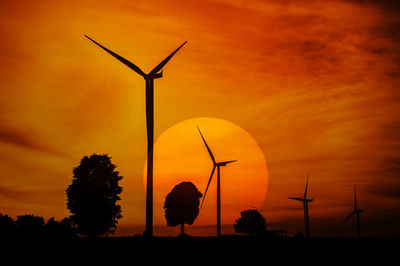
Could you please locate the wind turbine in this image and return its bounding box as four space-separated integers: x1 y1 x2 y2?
85 35 187 237
197 126 236 238
289 173 313 237
345 185 363 238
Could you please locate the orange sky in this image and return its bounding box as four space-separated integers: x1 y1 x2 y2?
0 0 400 237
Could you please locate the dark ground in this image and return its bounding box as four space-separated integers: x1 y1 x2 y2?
3 235 397 262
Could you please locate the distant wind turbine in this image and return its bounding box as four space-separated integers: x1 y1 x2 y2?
85 35 187 237
197 126 236 238
289 173 313 237
345 185 363 238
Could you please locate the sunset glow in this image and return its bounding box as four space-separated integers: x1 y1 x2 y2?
0 0 399 237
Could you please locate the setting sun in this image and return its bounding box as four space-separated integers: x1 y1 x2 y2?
145 117 268 235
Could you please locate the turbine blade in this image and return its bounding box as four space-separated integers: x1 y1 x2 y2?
197 126 216 164
289 197 305 202
201 165 216 208
85 35 147 77
149 41 187 76
219 160 237 166
345 211 355 222
304 172 310 199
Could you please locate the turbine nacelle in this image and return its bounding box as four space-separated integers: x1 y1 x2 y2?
147 70 163 80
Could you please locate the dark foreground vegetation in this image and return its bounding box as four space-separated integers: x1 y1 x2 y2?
0 213 76 239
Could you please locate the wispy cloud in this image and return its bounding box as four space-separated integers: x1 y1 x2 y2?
0 185 32 202
0 126 66 156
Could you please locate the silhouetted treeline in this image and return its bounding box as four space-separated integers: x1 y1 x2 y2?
0 213 76 239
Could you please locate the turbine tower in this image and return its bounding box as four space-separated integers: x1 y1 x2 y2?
85 35 187 237
197 126 236 238
345 185 363 238
289 173 313 237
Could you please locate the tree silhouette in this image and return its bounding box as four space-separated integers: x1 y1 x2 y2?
15 214 45 237
164 182 203 236
234 209 266 236
0 213 14 237
66 154 123 238
45 217 76 238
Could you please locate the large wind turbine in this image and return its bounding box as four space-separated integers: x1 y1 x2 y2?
345 185 363 238
289 173 313 237
85 35 187 237
197 126 236 238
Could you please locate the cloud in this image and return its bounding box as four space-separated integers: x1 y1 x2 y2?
0 126 66 156
370 183 400 199
345 0 400 13
0 186 32 201
383 159 400 175
367 159 400 199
